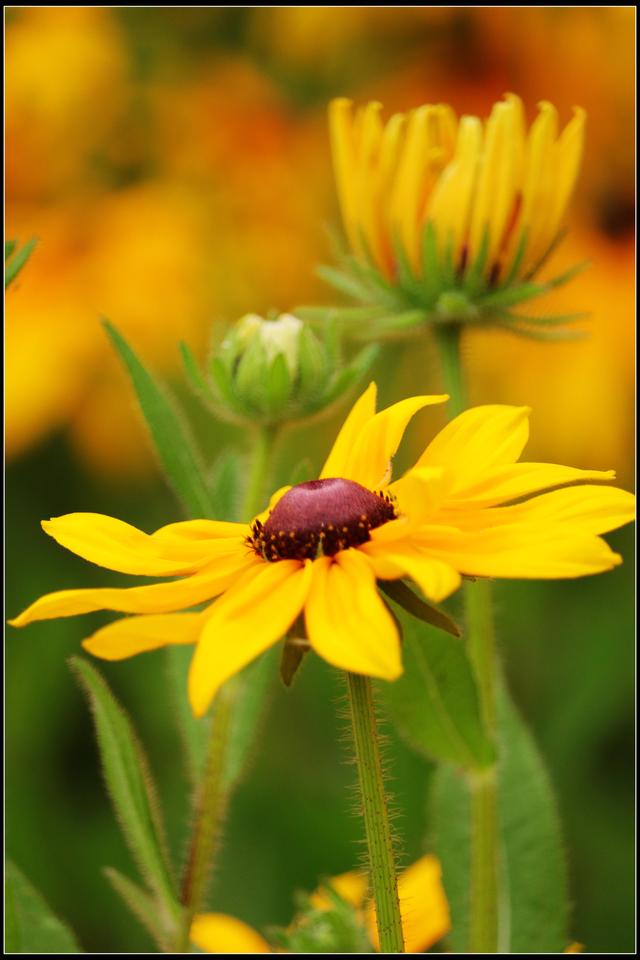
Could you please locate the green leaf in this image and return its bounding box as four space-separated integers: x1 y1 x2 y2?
5 860 81 953
491 320 587 342
391 231 421 296
523 227 567 280
316 263 372 302
69 657 179 926
497 309 589 327
479 282 548 310
381 602 494 769
380 580 461 637
432 681 569 953
501 228 528 287
462 226 490 297
232 329 269 413
430 764 472 953
546 258 590 289
210 356 239 410
5 237 37 289
297 323 328 391
420 220 444 302
103 321 214 519
103 867 171 951
319 344 378 408
494 682 569 952
266 352 293 415
179 341 208 395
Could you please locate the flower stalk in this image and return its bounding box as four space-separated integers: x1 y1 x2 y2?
177 690 234 952
345 671 404 954
434 326 500 953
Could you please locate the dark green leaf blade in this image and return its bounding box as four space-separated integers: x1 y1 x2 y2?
431 681 569 953
69 657 180 929
495 681 569 952
380 580 461 637
5 237 37 289
381 602 493 769
5 860 81 953
103 320 214 518
103 867 170 951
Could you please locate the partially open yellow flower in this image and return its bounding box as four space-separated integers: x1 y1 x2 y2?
189 854 449 954
330 93 585 285
323 95 587 338
10 383 633 717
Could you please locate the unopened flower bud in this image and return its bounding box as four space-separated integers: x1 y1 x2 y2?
197 311 377 427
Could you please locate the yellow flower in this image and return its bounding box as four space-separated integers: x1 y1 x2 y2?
330 94 585 285
189 854 449 953
10 383 633 717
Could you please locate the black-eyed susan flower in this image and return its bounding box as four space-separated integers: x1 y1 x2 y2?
312 94 587 340
189 854 450 954
10 383 634 716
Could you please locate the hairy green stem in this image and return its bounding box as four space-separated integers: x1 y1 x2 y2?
241 426 277 520
175 427 277 951
346 673 404 954
176 691 234 951
465 580 499 953
435 324 499 953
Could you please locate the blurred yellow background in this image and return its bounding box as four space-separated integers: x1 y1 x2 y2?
5 7 635 955
6 6 635 480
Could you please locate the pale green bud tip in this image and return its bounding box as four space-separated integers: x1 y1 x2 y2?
233 312 303 375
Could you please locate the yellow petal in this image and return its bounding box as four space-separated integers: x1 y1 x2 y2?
190 913 271 954
82 612 203 661
367 854 450 953
310 869 368 912
320 382 377 479
188 559 312 717
390 105 436 269
465 484 635 536
9 547 256 626
344 394 448 490
468 98 519 267
416 405 530 494
389 465 448 524
520 100 559 267
364 540 461 602
423 524 622 579
304 551 401 680
152 519 248 541
444 462 617 508
328 97 361 256
543 107 586 247
427 114 482 265
41 513 241 576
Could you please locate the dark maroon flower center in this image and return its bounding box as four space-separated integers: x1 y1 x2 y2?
247 478 396 562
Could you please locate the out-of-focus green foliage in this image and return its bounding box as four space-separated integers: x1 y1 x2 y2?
5 860 81 953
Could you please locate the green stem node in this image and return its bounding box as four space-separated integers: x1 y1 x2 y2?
346 672 404 954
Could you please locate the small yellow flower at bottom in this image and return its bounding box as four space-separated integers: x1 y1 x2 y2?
10 382 634 717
